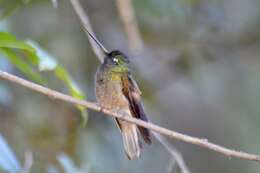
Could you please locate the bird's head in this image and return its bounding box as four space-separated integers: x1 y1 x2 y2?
104 50 130 73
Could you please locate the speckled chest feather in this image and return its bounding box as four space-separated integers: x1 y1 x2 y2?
95 65 129 111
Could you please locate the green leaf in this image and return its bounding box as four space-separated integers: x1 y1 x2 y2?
21 0 32 4
0 0 32 20
27 40 88 125
54 66 88 125
0 32 38 65
0 32 35 52
0 134 21 173
0 0 21 20
0 40 35 52
54 66 84 99
0 32 88 125
0 32 16 41
26 40 57 71
0 48 46 84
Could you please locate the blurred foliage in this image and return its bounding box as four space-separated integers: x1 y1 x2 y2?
0 134 21 173
57 153 89 173
1 0 260 173
0 0 32 20
0 32 45 83
0 32 88 124
0 134 85 173
26 40 88 125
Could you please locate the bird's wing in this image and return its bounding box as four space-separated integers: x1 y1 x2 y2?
121 73 152 144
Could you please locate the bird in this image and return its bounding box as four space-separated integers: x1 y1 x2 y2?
85 28 152 159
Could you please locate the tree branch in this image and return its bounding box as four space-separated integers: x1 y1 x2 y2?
153 132 191 173
69 0 105 62
1 70 260 162
116 0 143 52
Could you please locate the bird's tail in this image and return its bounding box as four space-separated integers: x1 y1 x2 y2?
121 123 141 160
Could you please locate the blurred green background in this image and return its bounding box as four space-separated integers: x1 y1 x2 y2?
1 0 260 172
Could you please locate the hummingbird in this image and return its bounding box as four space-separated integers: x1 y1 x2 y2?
86 29 152 159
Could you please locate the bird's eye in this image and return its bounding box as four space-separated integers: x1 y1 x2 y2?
112 58 119 64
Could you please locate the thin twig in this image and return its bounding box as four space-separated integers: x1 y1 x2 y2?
21 151 33 173
1 70 260 162
153 132 191 173
167 158 176 173
69 0 106 62
116 0 143 52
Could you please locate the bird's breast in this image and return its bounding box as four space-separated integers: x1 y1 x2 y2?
95 71 129 110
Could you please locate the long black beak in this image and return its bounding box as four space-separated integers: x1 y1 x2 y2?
84 28 109 54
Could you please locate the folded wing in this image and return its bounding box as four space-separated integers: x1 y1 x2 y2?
121 74 152 144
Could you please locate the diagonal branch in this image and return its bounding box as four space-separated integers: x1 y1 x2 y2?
1 70 260 162
153 132 191 173
69 0 105 62
116 0 143 52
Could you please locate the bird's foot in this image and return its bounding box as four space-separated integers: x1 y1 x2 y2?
112 109 129 119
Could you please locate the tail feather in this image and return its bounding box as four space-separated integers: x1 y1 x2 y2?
121 124 140 160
